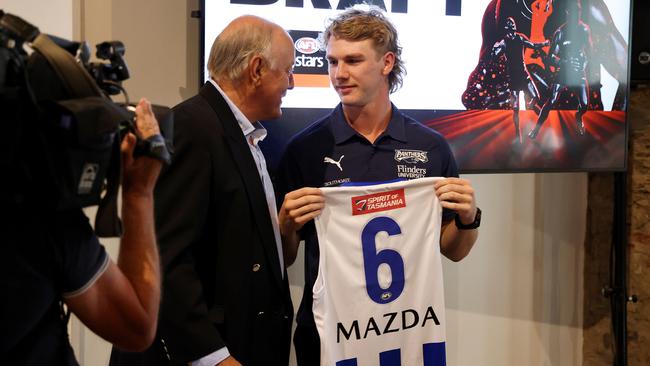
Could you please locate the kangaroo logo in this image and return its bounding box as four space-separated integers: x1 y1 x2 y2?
324 155 344 171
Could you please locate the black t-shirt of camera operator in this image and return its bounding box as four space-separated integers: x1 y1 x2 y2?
0 206 109 365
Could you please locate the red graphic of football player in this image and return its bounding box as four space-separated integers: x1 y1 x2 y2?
529 0 592 138
490 17 549 142
463 0 628 118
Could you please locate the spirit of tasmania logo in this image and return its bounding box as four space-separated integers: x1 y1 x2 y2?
351 188 406 216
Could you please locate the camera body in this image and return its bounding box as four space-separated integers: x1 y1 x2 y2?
0 10 172 236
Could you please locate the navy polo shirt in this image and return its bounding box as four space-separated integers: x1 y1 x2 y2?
275 103 459 326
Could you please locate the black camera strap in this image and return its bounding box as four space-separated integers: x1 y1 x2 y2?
95 132 123 237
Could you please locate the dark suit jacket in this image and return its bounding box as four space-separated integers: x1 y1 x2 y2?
110 83 293 365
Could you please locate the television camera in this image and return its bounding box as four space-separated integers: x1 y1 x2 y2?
0 10 172 237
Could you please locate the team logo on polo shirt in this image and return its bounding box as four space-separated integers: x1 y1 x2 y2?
394 149 429 164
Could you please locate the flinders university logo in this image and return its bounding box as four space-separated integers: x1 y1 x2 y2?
394 149 428 164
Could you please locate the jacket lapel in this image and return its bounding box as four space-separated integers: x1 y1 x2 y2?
199 83 284 288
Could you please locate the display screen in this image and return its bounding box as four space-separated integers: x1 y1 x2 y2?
202 0 631 173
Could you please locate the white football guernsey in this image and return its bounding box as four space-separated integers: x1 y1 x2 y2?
313 177 447 366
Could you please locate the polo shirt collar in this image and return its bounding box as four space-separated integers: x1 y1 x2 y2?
331 103 407 145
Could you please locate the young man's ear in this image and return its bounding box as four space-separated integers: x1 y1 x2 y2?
382 52 395 76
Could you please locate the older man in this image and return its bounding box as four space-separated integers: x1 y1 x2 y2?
111 15 295 366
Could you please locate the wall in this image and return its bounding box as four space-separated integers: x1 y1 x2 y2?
583 87 650 366
78 0 198 107
5 0 588 364
627 87 650 365
2 0 74 39
583 171 615 365
445 173 585 365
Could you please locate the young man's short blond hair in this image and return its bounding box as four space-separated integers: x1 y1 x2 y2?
323 6 405 93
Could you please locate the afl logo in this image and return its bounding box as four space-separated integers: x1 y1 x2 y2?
294 37 320 55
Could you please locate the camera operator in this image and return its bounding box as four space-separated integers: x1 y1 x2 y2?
0 98 163 364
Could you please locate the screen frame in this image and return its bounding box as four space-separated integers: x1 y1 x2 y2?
198 0 632 174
